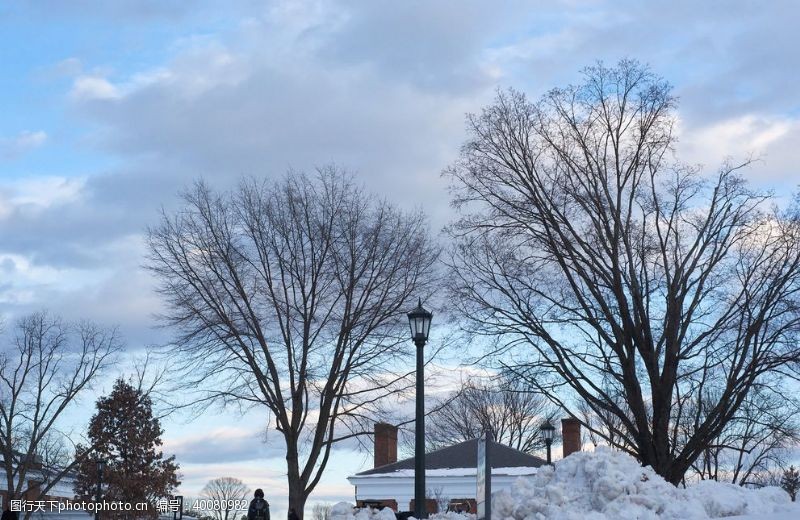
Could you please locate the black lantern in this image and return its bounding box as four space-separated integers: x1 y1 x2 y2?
408 298 432 518
541 420 555 465
407 298 432 345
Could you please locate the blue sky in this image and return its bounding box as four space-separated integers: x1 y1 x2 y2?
1 0 799 516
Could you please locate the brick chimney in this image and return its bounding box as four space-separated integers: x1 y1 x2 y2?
374 423 398 468
561 418 582 458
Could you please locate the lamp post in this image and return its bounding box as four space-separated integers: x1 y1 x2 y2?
408 298 432 519
540 420 555 465
95 459 106 520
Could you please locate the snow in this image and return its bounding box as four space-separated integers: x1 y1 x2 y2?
330 504 404 520
331 503 358 517
330 506 477 520
333 447 799 520
486 447 793 519
728 510 800 520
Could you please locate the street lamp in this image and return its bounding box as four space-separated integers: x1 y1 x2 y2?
408 298 432 519
541 420 555 465
95 459 106 520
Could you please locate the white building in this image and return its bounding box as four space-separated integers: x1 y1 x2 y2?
346 424 548 514
0 455 88 520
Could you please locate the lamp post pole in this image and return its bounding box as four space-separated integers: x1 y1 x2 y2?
546 438 552 465
408 299 432 519
95 459 105 520
414 335 426 518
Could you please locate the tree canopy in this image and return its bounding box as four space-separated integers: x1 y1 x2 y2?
74 378 179 519
446 60 800 483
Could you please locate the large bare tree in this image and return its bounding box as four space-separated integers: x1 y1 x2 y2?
0 312 120 509
445 60 800 484
147 168 438 516
421 374 553 454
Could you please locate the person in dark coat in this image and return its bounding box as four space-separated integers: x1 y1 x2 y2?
1 504 19 520
247 489 270 520
287 508 300 520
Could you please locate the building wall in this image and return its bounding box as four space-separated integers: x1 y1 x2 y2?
25 512 90 520
0 468 79 516
349 472 537 512
0 470 77 500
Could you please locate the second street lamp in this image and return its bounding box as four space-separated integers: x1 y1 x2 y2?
95 459 106 520
541 420 555 465
408 298 432 519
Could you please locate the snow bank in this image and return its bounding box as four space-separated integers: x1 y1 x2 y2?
332 448 794 520
330 503 357 518
330 503 401 520
491 447 791 520
426 513 477 520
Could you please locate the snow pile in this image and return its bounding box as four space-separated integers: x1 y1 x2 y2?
330 503 476 520
491 447 790 520
427 513 477 520
330 503 399 520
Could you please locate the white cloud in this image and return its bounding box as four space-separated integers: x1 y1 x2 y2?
0 176 85 222
0 251 110 305
676 113 800 184
0 130 47 159
71 75 122 101
6 176 87 210
684 114 793 157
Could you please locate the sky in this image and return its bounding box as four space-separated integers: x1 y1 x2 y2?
1 0 799 516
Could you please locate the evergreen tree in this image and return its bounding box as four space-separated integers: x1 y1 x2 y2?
74 378 180 518
781 466 800 502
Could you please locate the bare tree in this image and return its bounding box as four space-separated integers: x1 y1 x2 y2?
0 312 120 510
147 168 438 517
200 477 250 520
750 469 783 489
687 383 799 485
445 60 800 484
427 486 448 514
420 373 553 454
310 504 331 520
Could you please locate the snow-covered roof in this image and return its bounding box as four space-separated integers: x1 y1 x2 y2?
354 438 545 477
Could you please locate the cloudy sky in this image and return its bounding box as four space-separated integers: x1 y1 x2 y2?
1 0 799 515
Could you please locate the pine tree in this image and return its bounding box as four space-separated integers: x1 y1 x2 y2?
74 378 180 518
781 466 800 502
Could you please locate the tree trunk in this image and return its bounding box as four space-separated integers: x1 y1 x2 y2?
285 439 307 520
288 483 307 520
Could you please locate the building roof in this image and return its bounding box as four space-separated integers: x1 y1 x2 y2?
355 438 546 476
